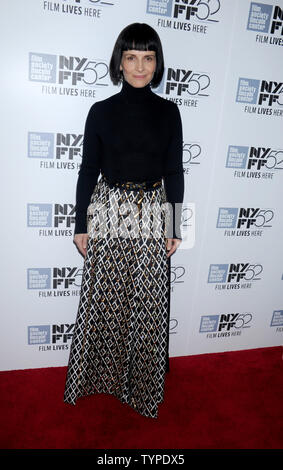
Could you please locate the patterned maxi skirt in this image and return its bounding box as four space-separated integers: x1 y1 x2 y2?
64 173 171 419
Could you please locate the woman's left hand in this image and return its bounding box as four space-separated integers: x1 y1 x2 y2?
166 238 182 257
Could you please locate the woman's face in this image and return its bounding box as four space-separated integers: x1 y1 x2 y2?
119 49 156 88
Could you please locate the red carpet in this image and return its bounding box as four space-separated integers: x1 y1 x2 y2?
0 347 282 449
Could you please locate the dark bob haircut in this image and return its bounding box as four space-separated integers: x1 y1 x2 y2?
109 23 164 88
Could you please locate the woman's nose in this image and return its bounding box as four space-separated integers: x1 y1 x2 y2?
136 59 144 71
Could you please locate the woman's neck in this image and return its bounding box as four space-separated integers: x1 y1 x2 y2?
119 78 153 103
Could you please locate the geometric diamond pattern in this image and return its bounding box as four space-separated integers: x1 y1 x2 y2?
64 176 171 419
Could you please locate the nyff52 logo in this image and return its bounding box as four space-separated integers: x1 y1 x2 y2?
147 0 221 23
247 3 283 35
28 132 83 161
27 267 82 290
29 53 108 87
208 263 263 284
28 324 74 349
200 313 253 337
27 204 75 228
226 145 283 171
236 78 283 107
156 67 210 98
217 207 274 229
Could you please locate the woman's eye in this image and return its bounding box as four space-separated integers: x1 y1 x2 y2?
126 56 154 61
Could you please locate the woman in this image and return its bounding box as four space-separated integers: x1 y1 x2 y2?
64 23 184 419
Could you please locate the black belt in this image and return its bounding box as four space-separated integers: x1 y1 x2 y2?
101 172 162 191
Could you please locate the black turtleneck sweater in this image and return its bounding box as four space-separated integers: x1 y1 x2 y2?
75 78 184 239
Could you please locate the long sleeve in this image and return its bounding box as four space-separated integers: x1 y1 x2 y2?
163 103 184 240
74 103 101 234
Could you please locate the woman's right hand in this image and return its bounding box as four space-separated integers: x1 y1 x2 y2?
74 233 89 258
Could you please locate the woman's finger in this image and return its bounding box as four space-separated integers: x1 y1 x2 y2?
80 234 88 257
74 234 88 257
166 238 175 257
166 238 181 257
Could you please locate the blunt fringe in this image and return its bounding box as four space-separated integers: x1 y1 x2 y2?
109 23 164 88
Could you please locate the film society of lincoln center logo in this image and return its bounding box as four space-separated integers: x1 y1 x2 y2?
28 132 83 170
270 310 283 333
28 324 74 351
236 77 283 117
207 263 263 290
226 144 283 180
216 207 274 237
29 52 108 98
27 203 75 236
146 0 220 34
247 2 283 46
27 267 82 297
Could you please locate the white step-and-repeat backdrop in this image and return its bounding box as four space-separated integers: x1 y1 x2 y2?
1 0 282 371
